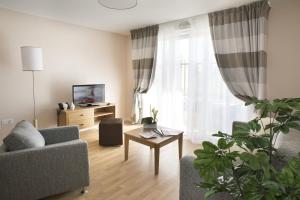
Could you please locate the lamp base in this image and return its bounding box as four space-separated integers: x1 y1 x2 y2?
33 119 38 128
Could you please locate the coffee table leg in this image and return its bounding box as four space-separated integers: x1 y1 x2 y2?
178 133 183 159
125 135 129 161
154 147 160 175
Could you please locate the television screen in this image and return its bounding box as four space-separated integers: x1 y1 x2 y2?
73 84 105 105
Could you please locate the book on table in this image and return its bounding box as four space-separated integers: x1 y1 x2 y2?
139 128 180 139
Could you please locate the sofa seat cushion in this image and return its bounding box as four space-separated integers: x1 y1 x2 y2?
3 120 45 151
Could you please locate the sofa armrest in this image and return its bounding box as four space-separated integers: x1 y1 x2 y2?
0 139 89 200
180 156 231 200
39 126 80 145
180 156 205 200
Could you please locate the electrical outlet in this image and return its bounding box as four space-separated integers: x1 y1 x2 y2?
1 118 14 126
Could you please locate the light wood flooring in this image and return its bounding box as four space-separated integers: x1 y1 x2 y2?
45 126 199 200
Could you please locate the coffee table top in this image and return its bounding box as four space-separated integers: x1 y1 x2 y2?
124 127 183 147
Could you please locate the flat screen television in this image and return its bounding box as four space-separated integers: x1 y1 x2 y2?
72 84 105 106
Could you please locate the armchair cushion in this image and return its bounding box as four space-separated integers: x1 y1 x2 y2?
3 120 45 151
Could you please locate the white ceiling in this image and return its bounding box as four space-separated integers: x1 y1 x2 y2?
0 0 256 35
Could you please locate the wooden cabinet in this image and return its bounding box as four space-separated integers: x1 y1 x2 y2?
57 104 116 130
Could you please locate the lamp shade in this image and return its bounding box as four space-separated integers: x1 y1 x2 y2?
21 46 44 71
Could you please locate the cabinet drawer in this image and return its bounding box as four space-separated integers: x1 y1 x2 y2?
67 109 93 121
69 118 94 129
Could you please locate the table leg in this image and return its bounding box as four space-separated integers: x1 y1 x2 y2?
178 133 183 159
154 147 160 175
125 135 129 161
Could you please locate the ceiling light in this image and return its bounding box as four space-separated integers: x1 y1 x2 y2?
98 0 137 10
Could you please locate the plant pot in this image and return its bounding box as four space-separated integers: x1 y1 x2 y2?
143 122 157 129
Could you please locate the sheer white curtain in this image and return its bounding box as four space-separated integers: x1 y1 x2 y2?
143 14 253 144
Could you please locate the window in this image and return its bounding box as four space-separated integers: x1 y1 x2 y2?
179 38 189 96
143 15 252 143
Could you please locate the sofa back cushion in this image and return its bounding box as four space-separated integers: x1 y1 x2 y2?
0 143 7 153
3 120 45 151
276 130 300 160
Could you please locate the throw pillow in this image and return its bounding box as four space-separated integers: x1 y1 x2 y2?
3 120 45 151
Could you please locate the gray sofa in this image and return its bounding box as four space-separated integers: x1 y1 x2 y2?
0 126 90 200
180 156 231 200
179 130 300 200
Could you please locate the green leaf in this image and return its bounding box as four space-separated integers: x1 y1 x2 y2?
286 122 300 131
194 98 300 200
255 103 264 110
245 101 253 106
202 141 218 152
262 181 280 190
280 125 289 134
240 152 260 170
217 138 227 149
289 102 300 110
226 151 239 159
198 182 215 189
226 141 235 149
245 97 258 106
249 120 261 132
194 149 214 158
212 131 225 138
204 189 217 200
275 115 289 123
252 137 269 149
293 111 300 117
265 123 278 130
274 102 289 110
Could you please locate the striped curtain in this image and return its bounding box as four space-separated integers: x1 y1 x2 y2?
208 0 271 101
131 25 159 123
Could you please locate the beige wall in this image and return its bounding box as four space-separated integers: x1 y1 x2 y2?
0 8 131 139
267 0 300 98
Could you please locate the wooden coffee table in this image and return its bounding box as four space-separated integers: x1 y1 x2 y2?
124 127 183 175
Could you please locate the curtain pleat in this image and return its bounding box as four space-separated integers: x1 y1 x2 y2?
209 0 271 101
130 25 159 123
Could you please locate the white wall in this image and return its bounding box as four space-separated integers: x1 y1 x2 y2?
0 8 131 139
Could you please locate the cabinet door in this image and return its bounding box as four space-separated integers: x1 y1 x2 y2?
68 109 94 122
69 118 94 129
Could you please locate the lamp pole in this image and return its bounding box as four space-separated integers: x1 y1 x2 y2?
32 71 38 127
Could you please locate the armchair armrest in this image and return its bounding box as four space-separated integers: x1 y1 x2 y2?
0 139 89 200
39 126 80 145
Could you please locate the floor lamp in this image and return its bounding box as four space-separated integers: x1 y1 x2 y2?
21 46 44 128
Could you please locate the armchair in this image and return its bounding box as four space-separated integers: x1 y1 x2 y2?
0 126 90 200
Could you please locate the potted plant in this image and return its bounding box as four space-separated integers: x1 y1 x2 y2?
194 97 300 200
142 107 158 129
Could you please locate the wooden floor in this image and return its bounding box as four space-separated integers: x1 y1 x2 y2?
45 126 199 200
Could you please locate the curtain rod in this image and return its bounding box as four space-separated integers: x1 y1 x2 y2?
159 0 271 26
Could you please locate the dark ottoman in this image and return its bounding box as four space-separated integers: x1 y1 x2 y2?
99 118 123 146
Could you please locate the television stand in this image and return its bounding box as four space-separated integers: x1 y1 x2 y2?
57 103 116 130
79 102 111 107
80 103 97 107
